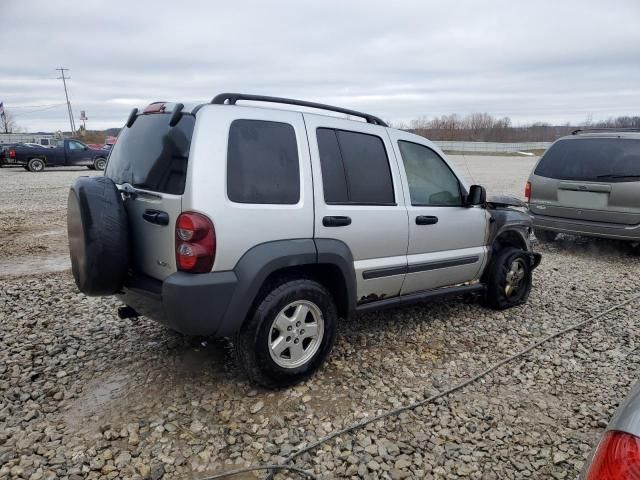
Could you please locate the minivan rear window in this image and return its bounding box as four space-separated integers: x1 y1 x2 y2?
534 138 640 182
105 113 195 194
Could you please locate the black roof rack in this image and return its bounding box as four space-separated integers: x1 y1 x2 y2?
211 93 388 127
571 127 640 135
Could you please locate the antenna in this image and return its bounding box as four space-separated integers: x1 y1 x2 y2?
56 67 76 135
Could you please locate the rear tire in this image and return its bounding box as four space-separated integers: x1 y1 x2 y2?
484 247 532 310
93 157 107 171
534 229 557 243
27 158 45 172
235 279 337 389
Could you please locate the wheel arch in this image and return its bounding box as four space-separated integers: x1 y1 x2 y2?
493 228 529 252
215 239 356 336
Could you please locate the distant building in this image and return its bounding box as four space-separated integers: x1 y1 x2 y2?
0 132 57 146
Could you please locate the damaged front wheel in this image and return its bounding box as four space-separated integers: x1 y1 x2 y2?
484 247 534 310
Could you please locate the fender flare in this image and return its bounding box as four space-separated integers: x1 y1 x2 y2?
215 239 356 336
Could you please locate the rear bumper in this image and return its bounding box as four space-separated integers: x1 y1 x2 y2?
118 270 238 336
532 213 640 241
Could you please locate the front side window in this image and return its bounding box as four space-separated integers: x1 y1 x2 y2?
317 128 395 205
398 141 462 206
68 140 85 150
227 119 300 204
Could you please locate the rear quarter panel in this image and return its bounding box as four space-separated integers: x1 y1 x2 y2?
183 105 315 271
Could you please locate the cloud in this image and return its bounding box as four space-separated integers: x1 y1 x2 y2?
1 0 639 131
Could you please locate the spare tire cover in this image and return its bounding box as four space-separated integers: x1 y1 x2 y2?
67 176 129 295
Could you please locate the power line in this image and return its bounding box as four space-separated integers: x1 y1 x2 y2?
56 67 76 135
9 103 67 109
11 104 67 117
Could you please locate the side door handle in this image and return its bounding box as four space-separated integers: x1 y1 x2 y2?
416 215 438 225
143 209 170 226
323 216 352 227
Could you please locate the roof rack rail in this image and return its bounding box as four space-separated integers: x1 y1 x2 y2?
211 93 388 127
571 127 640 135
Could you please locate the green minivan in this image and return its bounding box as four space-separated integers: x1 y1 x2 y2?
527 129 640 243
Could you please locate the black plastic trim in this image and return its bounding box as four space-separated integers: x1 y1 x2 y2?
407 256 479 274
121 239 358 336
356 284 485 312
217 239 318 336
362 255 479 280
211 92 388 127
362 265 407 280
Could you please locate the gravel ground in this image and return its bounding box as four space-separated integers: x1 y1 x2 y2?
1 157 639 480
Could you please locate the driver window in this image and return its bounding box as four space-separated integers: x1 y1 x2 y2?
398 141 462 206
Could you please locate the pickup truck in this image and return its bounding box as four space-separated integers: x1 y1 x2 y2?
6 139 109 172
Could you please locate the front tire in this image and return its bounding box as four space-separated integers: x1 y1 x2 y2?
484 247 532 310
27 158 45 172
534 229 557 243
235 279 337 389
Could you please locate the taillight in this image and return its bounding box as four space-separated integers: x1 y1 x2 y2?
175 212 215 273
8 149 16 159
586 431 640 479
525 181 531 203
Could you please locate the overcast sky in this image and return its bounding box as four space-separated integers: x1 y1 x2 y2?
1 0 639 132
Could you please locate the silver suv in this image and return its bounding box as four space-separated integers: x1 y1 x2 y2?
67 93 541 388
527 129 640 243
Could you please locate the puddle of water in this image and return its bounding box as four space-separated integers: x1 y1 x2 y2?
32 229 65 238
64 372 130 428
0 254 70 276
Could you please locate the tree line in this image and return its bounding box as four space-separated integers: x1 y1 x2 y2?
393 114 640 142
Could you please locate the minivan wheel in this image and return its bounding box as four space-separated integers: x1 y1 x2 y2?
484 247 532 310
27 158 45 172
534 229 557 243
235 279 337 389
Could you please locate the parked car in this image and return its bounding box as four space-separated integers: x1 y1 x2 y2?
527 129 640 243
581 382 640 478
67 94 541 388
8 139 109 172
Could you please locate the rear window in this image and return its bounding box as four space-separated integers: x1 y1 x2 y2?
534 138 640 182
105 113 195 195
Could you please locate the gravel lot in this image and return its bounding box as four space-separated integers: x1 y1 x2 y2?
1 156 639 480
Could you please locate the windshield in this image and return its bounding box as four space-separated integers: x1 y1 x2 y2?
534 137 640 182
105 113 195 195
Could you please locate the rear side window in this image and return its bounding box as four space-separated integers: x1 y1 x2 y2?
534 138 640 182
227 120 300 204
106 113 195 195
317 128 394 205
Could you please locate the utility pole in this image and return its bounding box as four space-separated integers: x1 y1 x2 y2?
56 67 76 135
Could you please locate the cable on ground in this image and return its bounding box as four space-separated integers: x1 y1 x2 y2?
203 293 640 480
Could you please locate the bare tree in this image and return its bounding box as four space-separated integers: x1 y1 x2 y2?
1 110 21 133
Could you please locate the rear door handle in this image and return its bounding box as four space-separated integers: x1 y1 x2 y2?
323 216 352 227
416 215 438 225
143 209 169 226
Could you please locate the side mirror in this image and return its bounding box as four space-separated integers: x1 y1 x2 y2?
467 185 486 206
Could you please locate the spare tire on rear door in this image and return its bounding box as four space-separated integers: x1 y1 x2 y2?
67 176 129 296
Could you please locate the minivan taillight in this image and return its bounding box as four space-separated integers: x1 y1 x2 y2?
525 181 531 203
175 212 215 273
8 149 16 159
586 431 640 479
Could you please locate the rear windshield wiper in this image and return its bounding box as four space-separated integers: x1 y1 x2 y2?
595 174 640 179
